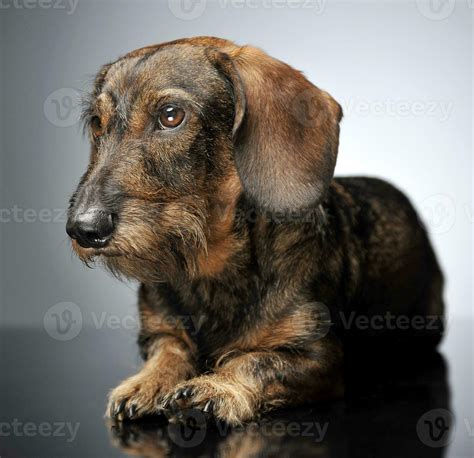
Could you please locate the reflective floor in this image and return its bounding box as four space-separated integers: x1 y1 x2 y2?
0 322 472 457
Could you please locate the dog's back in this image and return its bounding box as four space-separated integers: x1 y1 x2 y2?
326 176 444 345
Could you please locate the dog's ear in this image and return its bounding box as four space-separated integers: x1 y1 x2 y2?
210 45 343 212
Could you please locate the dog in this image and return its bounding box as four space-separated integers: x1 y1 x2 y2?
66 37 444 425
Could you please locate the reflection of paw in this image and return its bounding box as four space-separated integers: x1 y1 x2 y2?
163 375 258 425
107 374 170 421
108 420 170 457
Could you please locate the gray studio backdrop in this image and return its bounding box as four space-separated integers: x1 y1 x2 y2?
0 0 472 451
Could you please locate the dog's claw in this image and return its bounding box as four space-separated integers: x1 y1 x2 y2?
161 397 170 409
202 400 214 413
128 404 137 418
174 388 185 400
183 387 193 398
113 399 127 417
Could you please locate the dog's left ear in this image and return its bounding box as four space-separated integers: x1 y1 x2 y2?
210 45 343 212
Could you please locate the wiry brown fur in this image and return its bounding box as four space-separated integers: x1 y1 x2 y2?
67 37 444 425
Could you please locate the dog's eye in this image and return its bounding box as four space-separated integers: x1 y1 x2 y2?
158 105 185 129
90 115 103 138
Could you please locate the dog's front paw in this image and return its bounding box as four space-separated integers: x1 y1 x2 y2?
107 373 170 421
163 375 259 425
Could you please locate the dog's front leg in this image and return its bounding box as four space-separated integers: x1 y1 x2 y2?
107 334 196 420
107 287 197 420
166 336 343 425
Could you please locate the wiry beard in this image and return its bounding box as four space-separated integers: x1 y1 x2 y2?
102 236 201 284
71 198 209 284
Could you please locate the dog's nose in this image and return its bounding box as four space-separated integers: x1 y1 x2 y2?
66 207 116 249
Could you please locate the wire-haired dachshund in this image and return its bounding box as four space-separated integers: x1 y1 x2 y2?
66 36 444 425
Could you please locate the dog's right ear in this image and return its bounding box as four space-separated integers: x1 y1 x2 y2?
208 44 343 213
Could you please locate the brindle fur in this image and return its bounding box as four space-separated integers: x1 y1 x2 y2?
67 37 444 425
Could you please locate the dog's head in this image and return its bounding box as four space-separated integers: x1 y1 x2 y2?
66 37 342 281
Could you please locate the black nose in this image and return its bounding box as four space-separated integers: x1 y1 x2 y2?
66 207 116 249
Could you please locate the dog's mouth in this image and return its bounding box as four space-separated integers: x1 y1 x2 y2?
71 239 124 260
